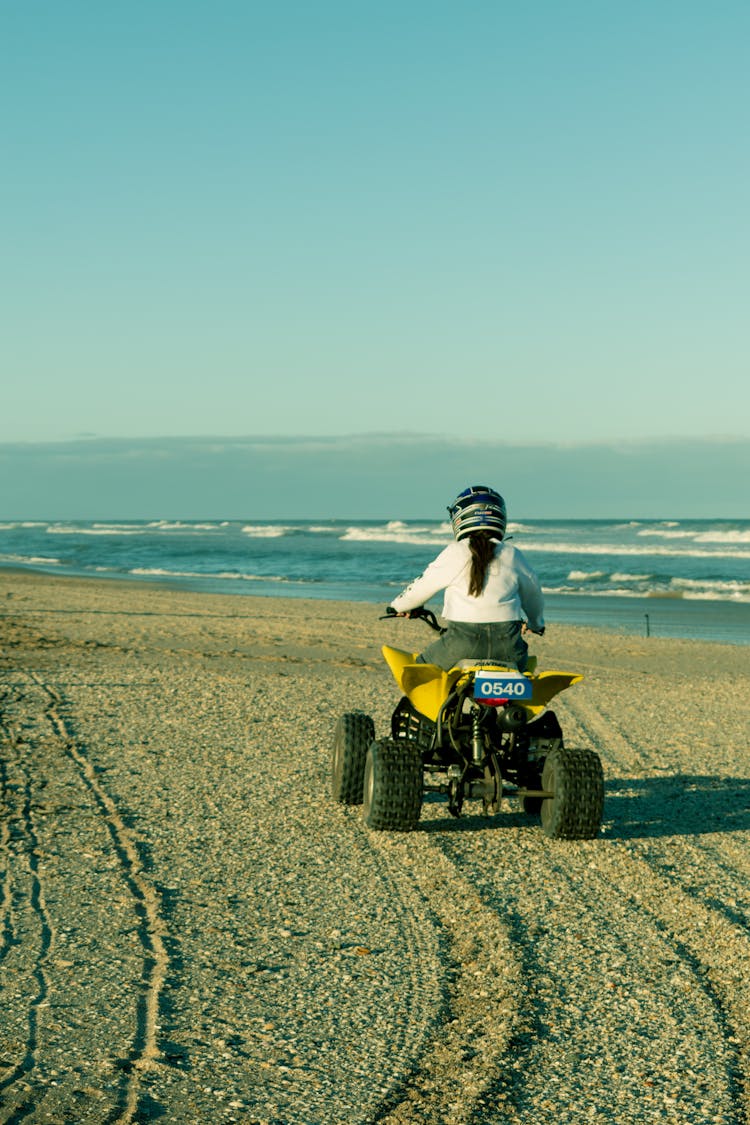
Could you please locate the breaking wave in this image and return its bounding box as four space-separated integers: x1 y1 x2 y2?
521 540 750 561
342 523 452 546
0 553 61 566
128 567 290 582
241 525 290 538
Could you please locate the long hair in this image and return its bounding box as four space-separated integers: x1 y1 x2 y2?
468 532 496 597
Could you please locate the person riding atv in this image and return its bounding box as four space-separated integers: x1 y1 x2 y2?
331 486 605 838
389 485 545 672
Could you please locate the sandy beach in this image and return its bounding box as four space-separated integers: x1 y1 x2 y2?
1 569 749 1124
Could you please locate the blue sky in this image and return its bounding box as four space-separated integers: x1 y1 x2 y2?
2 2 749 517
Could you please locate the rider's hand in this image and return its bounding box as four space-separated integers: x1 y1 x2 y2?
523 623 545 636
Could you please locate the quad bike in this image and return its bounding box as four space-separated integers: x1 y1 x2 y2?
332 607 604 839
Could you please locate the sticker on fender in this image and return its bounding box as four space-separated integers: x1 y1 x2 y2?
474 672 532 702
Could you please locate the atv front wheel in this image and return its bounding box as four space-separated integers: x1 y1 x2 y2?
331 712 375 805
540 748 604 840
363 739 423 831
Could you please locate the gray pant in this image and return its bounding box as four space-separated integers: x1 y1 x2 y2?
417 620 528 672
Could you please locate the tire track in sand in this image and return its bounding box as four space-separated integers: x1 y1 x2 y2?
562 693 750 1120
442 821 744 1123
28 674 171 1125
349 816 526 1125
566 690 750 927
0 694 55 1122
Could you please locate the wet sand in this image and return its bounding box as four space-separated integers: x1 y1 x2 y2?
1 570 750 1124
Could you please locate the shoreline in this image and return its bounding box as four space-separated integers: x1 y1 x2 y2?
2 563 749 647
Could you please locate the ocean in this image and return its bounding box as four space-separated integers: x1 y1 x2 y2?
1 517 749 646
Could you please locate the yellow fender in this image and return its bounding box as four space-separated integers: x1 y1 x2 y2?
523 671 583 715
382 645 582 724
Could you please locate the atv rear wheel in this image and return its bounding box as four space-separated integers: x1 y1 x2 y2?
540 748 604 840
363 739 423 831
331 712 375 805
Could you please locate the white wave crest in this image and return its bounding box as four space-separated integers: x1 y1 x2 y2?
0 521 50 530
637 529 695 539
241 525 288 538
0 554 61 565
542 586 643 599
544 580 750 604
93 522 149 530
129 567 287 582
521 540 750 561
638 527 750 545
385 520 453 536
50 520 230 534
567 570 605 581
678 590 750 602
341 526 453 546
47 526 145 536
146 520 227 531
671 577 750 599
694 530 750 544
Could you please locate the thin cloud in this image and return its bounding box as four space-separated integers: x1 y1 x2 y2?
1 435 748 520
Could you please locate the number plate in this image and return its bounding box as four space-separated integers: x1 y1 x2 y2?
474 672 532 702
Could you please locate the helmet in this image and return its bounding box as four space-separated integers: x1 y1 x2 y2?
448 485 507 542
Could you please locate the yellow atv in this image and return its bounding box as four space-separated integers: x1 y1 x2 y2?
332 607 603 838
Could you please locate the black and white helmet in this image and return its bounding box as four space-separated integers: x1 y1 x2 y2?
448 485 507 542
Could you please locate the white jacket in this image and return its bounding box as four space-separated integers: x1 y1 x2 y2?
390 539 545 631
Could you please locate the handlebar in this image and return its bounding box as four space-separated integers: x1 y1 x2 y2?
381 607 543 638
379 605 446 634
